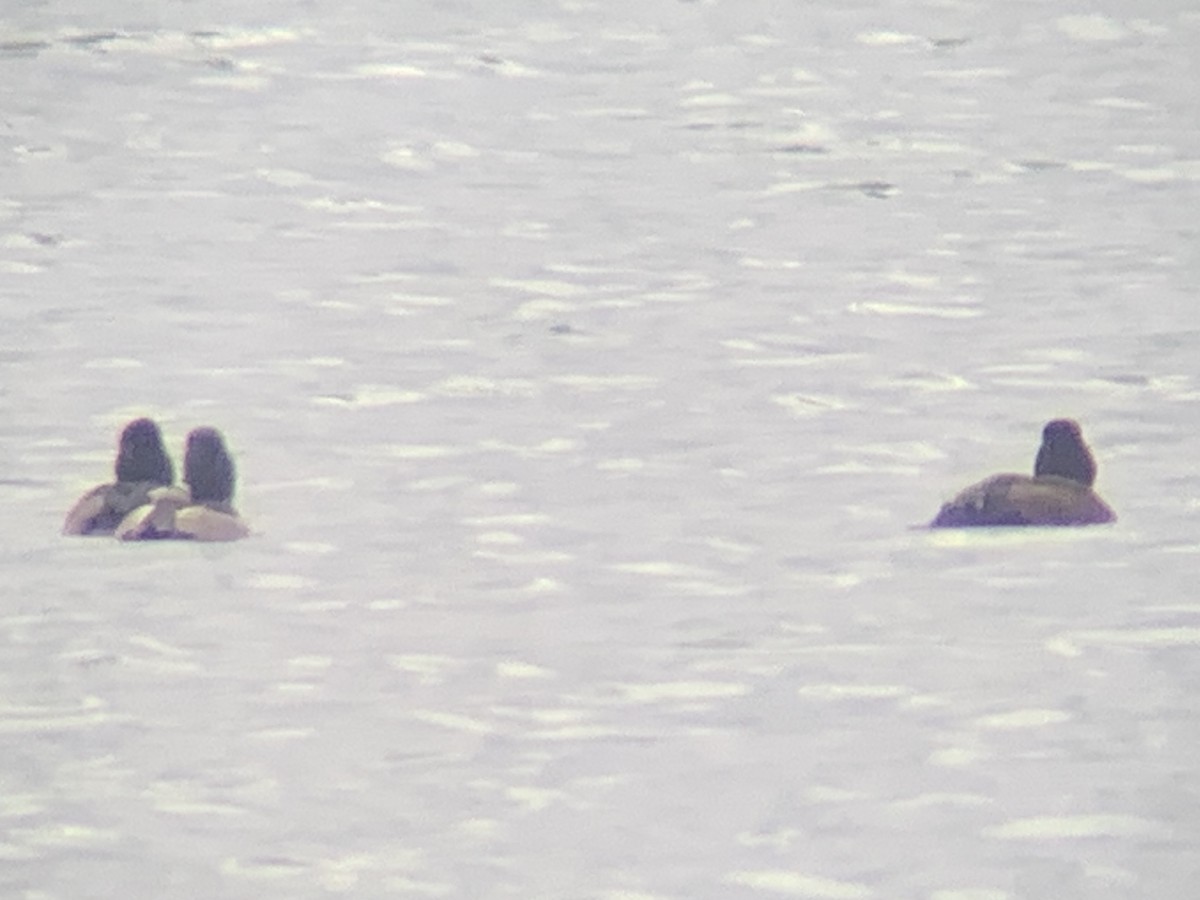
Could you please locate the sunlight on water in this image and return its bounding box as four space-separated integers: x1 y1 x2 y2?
725 870 874 898
985 814 1159 840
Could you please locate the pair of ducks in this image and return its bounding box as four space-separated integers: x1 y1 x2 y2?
63 418 249 541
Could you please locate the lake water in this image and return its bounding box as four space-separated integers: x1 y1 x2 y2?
3 1 1200 898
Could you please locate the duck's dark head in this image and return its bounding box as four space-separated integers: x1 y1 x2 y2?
184 427 236 504
115 418 174 485
1034 418 1097 486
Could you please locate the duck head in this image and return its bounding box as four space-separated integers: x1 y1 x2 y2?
1034 419 1098 487
184 427 237 504
114 418 174 485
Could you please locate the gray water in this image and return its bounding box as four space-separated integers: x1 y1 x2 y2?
3 1 1200 898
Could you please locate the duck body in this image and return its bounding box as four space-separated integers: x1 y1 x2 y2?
63 418 175 536
116 488 250 542
931 473 1116 527
174 503 250 541
63 480 169 535
930 419 1116 529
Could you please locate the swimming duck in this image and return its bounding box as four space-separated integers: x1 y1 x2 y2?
930 419 1116 527
116 427 250 541
62 418 175 535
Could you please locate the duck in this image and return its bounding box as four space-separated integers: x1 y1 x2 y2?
116 427 250 541
930 419 1116 527
62 418 175 535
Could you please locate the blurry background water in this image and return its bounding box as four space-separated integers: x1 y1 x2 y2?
2 1 1199 897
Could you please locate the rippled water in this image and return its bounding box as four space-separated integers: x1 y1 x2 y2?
3 2 1200 898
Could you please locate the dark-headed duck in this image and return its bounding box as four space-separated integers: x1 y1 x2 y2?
117 427 250 542
931 419 1116 527
62 418 175 535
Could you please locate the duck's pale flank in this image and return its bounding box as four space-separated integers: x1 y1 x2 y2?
931 419 1116 527
63 418 175 536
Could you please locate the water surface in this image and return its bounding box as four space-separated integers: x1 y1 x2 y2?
3 2 1200 898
